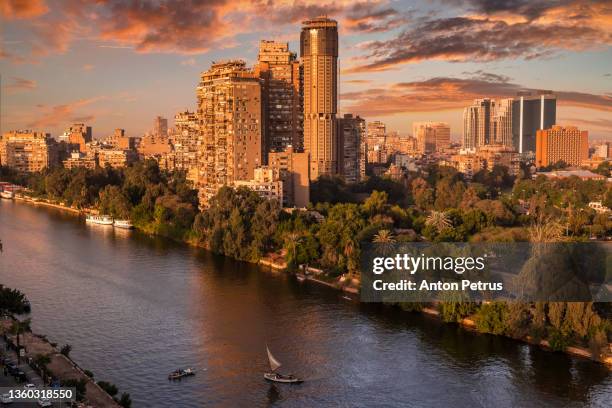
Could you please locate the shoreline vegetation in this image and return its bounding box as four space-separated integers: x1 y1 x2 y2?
1 161 611 368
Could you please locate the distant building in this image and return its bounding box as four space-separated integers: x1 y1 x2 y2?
105 129 135 150
476 144 520 175
153 116 168 138
97 148 137 168
301 17 339 179
63 151 96 169
269 146 310 208
234 166 283 204
535 125 588 168
445 152 484 180
535 169 605 181
413 122 450 154
492 99 513 147
463 99 494 149
60 123 92 153
593 142 610 159
0 130 59 172
336 114 365 184
512 91 556 153
255 40 303 157
138 133 173 157
197 60 262 206
170 110 199 182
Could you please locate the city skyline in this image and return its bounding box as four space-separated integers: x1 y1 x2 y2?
0 0 611 140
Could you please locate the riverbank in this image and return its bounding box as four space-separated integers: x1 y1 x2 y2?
0 318 120 407
8 195 612 368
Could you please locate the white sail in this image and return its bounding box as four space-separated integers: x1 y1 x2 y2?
267 346 282 372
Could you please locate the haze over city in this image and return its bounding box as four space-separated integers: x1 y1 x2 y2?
1 0 611 140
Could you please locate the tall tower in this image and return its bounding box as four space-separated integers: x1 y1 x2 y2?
512 91 556 154
463 99 494 149
300 17 338 180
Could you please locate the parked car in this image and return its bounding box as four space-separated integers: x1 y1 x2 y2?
0 394 12 404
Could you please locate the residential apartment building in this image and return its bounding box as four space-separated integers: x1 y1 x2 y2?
196 60 263 206
268 146 310 208
255 40 303 157
0 131 59 172
234 166 283 204
535 125 588 168
337 114 365 184
413 122 450 154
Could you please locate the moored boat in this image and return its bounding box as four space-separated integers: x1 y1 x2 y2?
264 346 303 384
86 214 114 225
168 368 195 380
0 190 14 199
113 219 133 229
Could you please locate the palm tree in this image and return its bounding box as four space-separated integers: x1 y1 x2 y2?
425 211 452 231
284 232 302 268
10 318 31 364
373 229 396 244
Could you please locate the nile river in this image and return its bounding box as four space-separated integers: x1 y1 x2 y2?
0 200 610 407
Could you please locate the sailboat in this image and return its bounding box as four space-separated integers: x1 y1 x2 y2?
263 346 303 384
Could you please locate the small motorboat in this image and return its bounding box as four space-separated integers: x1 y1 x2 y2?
168 368 195 380
86 214 114 225
264 347 303 384
0 190 14 199
113 219 134 229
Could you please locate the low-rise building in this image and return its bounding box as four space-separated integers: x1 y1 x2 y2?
234 166 283 204
268 146 309 207
63 151 96 169
535 169 606 181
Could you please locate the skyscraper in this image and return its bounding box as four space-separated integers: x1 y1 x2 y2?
535 125 588 168
255 40 303 158
153 116 168 138
413 122 450 154
492 98 513 147
196 60 262 206
300 17 338 180
512 91 556 153
463 99 494 149
337 114 365 184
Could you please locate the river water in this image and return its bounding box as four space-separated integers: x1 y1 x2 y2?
0 200 610 407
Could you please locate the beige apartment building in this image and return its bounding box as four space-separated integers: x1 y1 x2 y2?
0 131 59 172
234 166 283 204
255 40 303 157
59 123 92 153
269 146 310 208
413 122 450 154
301 17 339 179
196 60 263 206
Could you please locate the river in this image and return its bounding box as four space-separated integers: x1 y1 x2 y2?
0 200 610 407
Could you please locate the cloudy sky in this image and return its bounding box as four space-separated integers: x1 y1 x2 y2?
1 0 611 140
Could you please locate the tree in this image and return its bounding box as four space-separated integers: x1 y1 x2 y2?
475 303 507 335
60 344 72 357
425 211 452 232
10 318 31 364
363 190 388 216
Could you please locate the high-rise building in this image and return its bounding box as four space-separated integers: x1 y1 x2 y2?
153 116 168 138
196 60 263 206
492 99 513 147
269 146 310 208
413 122 450 154
463 99 494 149
593 142 610 159
336 114 365 184
535 125 588 168
512 91 556 153
255 40 303 158
366 120 387 163
0 131 59 172
301 17 339 179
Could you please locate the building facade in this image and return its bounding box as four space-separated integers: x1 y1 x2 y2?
196 60 263 206
337 114 365 184
234 166 283 204
0 131 59 172
413 122 450 154
301 17 339 179
255 40 303 157
268 146 310 208
512 91 556 153
535 125 588 168
463 99 494 149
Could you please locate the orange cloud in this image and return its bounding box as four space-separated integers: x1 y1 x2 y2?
28 97 105 128
4 76 37 93
341 73 612 116
0 0 48 19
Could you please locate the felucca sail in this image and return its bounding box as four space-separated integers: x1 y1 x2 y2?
267 346 282 372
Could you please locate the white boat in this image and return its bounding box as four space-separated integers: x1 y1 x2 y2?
113 219 134 229
168 368 195 380
263 346 303 384
0 190 14 199
86 214 114 225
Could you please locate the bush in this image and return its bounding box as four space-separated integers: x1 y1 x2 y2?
97 381 118 397
439 300 477 323
548 328 570 352
475 302 507 335
60 344 72 357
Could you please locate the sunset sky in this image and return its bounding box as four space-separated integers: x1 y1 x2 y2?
1 0 611 141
